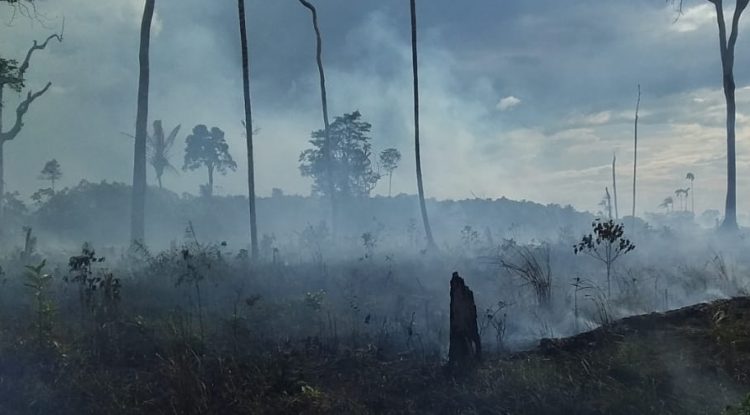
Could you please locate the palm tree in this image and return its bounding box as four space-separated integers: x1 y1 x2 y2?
147 120 180 189
130 0 155 244
660 196 674 213
238 0 259 260
674 189 683 211
410 0 437 250
686 172 695 214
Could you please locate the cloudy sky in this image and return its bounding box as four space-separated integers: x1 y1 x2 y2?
1 0 750 219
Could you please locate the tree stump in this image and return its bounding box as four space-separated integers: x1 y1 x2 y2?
449 271 481 367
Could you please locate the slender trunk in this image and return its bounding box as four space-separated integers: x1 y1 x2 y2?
298 0 337 238
0 85 4 221
130 0 155 244
0 141 4 223
410 0 436 250
691 179 695 214
714 0 746 231
51 178 55 191
156 174 162 189
605 187 612 220
722 71 738 229
207 164 214 197
631 84 640 231
238 0 259 261
388 171 393 197
612 153 618 220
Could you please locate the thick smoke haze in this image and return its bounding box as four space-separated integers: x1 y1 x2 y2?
1 0 749 219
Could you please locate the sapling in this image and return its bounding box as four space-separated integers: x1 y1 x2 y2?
574 219 635 297
24 260 54 350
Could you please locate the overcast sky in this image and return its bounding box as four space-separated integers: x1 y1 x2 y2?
1 0 750 219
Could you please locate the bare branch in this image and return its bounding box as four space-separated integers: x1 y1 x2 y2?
18 21 64 79
0 81 51 142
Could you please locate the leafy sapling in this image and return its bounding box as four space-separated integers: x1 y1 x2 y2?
574 219 635 297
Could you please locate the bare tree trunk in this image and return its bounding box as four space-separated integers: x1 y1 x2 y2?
605 187 612 220
612 153 618 220
298 0 337 238
0 85 4 222
713 0 748 232
207 164 214 197
156 174 162 189
631 84 640 231
388 171 393 197
410 0 437 251
0 141 4 224
691 178 695 214
238 0 259 261
130 0 155 244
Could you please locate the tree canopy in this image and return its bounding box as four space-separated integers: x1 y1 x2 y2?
299 111 380 199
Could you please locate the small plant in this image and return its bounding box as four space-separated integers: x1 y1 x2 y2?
495 239 552 308
574 219 635 297
66 242 106 324
24 260 55 350
361 232 376 259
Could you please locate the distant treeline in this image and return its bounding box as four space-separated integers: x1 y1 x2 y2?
2 180 593 249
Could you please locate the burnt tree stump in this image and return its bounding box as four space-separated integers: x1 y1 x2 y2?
448 271 481 367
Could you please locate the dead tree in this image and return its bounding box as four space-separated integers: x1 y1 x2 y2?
238 0 259 261
631 84 640 231
0 28 63 221
410 0 437 251
449 272 481 367
298 0 337 238
612 153 619 220
130 0 155 244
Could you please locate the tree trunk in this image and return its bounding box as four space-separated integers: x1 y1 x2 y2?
713 0 748 232
388 171 393 197
691 179 695 214
632 84 640 231
449 272 481 368
0 140 4 223
612 153 618 220
156 174 162 189
130 0 155 244
298 0 337 238
721 70 738 229
0 84 4 221
207 164 214 197
410 0 437 251
238 0 259 261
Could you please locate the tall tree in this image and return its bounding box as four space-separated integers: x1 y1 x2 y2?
0 29 62 219
686 172 695 214
130 0 155 244
672 0 748 231
298 0 337 236
183 125 237 197
612 153 619 220
238 0 259 261
147 120 180 189
300 111 380 199
379 148 401 197
39 159 61 190
410 0 437 250
631 84 640 230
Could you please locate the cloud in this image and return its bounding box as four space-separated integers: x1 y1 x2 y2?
497 96 521 111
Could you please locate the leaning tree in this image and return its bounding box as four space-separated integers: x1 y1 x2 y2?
409 0 437 250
